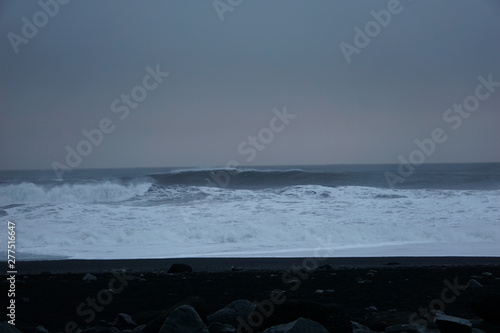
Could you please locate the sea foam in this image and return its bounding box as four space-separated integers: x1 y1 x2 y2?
1 182 498 260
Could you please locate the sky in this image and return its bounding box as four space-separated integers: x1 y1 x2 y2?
1 0 499 171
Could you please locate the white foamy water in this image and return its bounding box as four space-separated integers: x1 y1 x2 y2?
1 181 499 260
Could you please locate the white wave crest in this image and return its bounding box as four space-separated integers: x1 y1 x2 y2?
0 182 151 204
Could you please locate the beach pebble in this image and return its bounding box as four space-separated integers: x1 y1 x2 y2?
482 272 493 276
364 306 378 311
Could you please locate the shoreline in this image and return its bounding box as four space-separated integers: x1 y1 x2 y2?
10 256 500 274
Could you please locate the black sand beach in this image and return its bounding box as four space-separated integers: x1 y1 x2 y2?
3 257 500 332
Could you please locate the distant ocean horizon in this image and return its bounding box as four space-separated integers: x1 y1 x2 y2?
1 163 499 260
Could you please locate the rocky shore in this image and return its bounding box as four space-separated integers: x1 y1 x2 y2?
2 259 500 333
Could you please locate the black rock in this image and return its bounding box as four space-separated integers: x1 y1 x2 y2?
207 322 236 333
159 305 208 333
261 317 329 333
82 327 121 333
83 273 98 281
384 323 425 333
143 314 176 333
363 310 416 331
0 322 23 333
132 325 146 333
351 321 375 333
466 279 483 289
143 297 209 333
317 265 334 271
167 263 193 273
434 314 472 333
133 311 163 326
35 326 49 333
470 319 500 333
207 299 256 327
256 301 352 333
111 313 137 330
469 293 500 324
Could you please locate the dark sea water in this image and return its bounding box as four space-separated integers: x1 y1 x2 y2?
0 163 499 260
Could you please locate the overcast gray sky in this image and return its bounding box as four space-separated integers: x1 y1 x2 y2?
1 0 499 170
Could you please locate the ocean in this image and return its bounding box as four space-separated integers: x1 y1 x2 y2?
1 163 499 260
